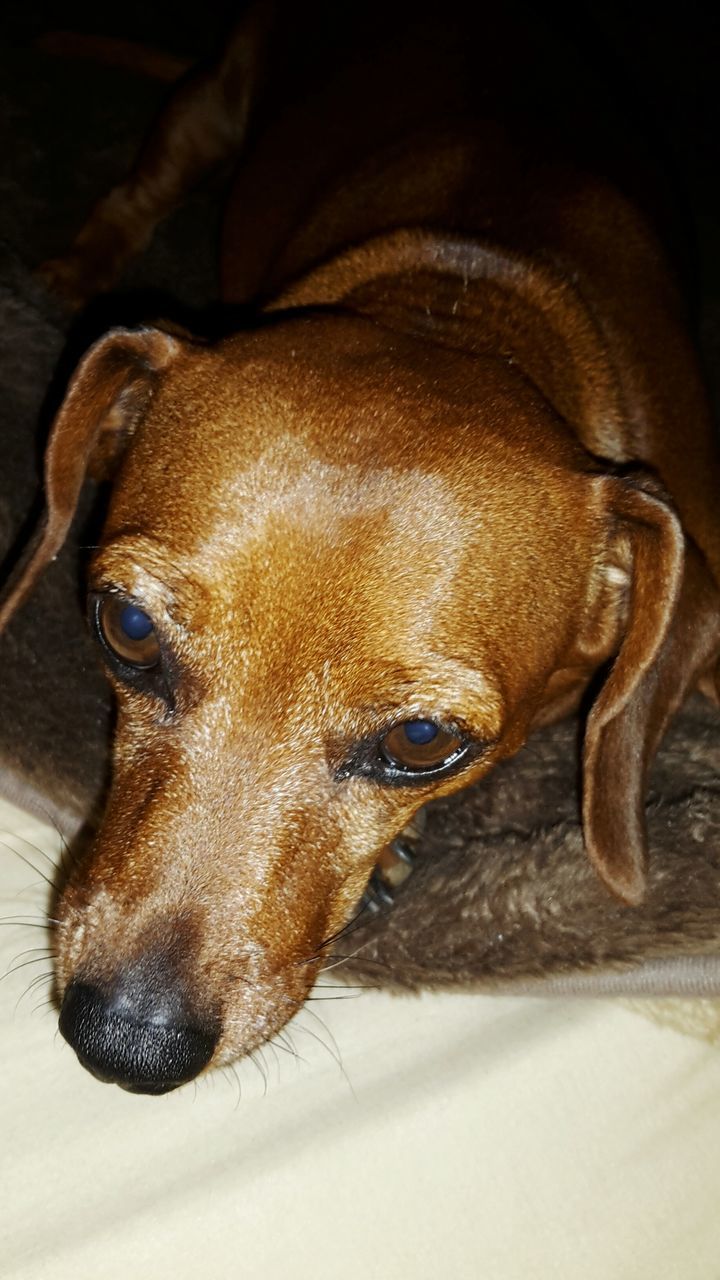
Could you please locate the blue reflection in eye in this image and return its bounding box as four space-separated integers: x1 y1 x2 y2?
119 604 154 641
403 719 439 745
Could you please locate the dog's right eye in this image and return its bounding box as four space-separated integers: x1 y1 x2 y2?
380 719 462 771
95 596 161 669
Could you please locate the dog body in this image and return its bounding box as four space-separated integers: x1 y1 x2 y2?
3 2 720 1091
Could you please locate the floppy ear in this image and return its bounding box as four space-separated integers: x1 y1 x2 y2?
0 326 179 632
583 476 720 905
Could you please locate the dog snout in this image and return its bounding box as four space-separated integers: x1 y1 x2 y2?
59 975 220 1094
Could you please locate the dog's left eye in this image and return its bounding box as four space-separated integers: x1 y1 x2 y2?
96 596 161 669
380 719 463 772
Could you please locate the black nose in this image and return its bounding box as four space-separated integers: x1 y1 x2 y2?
59 979 219 1094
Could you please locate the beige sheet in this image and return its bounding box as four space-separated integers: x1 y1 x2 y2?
2 797 720 1279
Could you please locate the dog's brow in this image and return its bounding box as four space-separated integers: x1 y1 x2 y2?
389 670 504 739
304 653 505 741
90 533 201 617
421 656 505 721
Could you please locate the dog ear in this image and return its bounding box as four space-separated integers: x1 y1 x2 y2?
0 326 180 631
583 475 720 905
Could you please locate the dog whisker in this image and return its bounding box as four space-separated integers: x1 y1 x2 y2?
22 803 77 872
0 839 57 891
320 897 375 949
229 1063 243 1110
3 832 61 875
314 981 378 992
305 992 361 1001
263 1039 282 1075
9 944 54 964
31 996 57 1017
298 897 375 969
0 915 59 929
293 1009 356 1099
249 1048 269 1097
271 1028 304 1063
15 969 54 1012
220 1064 243 1110
25 969 54 993
317 937 378 974
302 1004 345 1064
1 949 55 984
322 949 393 971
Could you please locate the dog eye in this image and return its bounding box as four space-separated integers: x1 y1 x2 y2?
380 719 462 771
96 597 161 669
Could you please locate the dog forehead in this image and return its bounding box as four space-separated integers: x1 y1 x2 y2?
135 318 481 469
111 342 469 571
116 310 584 525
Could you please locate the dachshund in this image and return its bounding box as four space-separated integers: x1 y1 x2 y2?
1 0 719 1092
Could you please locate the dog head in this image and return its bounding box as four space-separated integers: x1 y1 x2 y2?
0 300 690 1090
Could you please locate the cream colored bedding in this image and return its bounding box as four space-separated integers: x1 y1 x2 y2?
2 797 720 1280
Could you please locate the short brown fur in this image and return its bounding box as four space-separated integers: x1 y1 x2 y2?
2 1 719 1087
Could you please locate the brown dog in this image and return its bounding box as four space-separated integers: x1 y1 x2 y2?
2 2 720 1092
